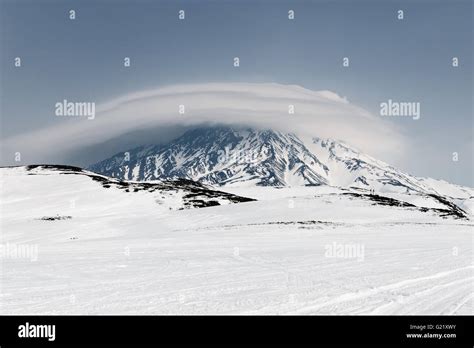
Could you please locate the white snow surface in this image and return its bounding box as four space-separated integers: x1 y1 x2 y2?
1 166 473 315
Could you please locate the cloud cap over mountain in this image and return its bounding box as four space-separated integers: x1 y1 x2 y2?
1 82 406 165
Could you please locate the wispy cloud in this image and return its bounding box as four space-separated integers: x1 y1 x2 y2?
1 82 408 165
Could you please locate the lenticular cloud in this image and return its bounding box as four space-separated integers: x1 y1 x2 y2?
1 82 407 165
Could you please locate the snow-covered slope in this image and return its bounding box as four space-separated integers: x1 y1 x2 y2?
88 127 470 199
1 165 472 314
0 165 254 217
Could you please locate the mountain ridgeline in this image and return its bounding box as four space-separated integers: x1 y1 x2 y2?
88 127 471 198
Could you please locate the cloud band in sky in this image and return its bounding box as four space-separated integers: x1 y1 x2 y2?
1 82 407 165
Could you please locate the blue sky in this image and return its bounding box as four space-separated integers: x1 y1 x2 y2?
0 0 472 185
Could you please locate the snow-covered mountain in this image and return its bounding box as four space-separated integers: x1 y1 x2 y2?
88 127 473 199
